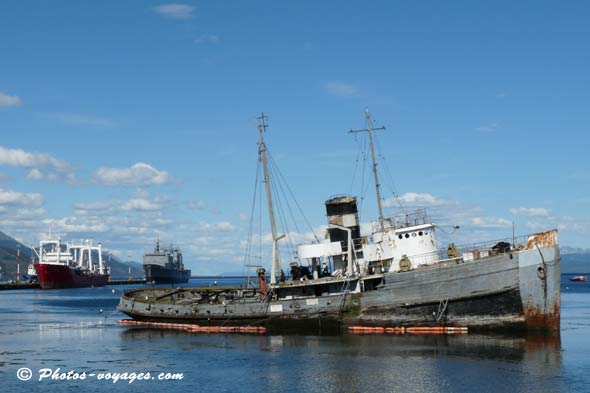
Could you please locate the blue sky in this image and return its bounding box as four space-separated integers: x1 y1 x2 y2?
0 1 588 274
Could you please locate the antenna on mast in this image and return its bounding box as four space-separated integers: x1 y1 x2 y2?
349 107 386 226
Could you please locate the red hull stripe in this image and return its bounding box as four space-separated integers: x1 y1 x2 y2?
37 264 109 289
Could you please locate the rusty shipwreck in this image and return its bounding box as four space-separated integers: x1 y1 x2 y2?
118 110 560 333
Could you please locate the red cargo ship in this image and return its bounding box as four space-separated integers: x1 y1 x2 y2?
35 238 110 289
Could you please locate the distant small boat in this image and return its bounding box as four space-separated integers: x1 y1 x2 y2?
570 276 588 282
26 262 38 283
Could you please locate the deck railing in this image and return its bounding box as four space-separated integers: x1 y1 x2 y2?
391 233 533 268
438 234 531 262
373 209 430 232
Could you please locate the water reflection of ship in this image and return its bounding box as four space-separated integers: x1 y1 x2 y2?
337 334 562 363
119 329 561 382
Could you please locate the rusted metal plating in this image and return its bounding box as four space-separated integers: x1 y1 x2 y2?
523 302 561 331
525 229 558 250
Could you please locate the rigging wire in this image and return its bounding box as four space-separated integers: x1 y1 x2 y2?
269 158 304 255
349 133 364 195
267 151 320 243
243 158 261 278
268 155 302 239
374 129 406 212
267 162 293 270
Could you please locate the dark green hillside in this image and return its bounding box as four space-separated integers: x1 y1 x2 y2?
0 232 34 281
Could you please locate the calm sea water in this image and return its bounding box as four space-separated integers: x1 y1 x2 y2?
0 276 588 393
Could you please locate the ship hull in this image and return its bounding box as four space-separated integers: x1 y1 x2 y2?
37 264 110 289
353 239 560 331
144 264 191 284
119 231 560 333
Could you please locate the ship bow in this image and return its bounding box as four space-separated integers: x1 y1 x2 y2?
518 229 561 332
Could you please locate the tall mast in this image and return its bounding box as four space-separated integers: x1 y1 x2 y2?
257 113 282 285
349 107 386 223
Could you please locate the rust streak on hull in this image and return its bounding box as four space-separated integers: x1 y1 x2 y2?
524 302 561 331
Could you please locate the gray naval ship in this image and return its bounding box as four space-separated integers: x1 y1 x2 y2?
143 241 191 284
119 110 560 333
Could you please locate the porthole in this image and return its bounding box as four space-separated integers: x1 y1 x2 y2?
405 233 410 239
418 231 423 236
412 233 417 237
398 235 403 240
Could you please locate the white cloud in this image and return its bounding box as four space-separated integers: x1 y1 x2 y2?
509 207 551 217
187 244 232 257
556 221 590 234
74 195 165 213
0 207 45 219
41 217 109 234
177 220 240 233
476 124 498 132
0 146 75 181
0 188 44 207
73 200 114 212
203 221 237 232
153 4 195 19
187 200 206 210
121 198 162 211
26 168 44 180
0 92 22 107
471 216 512 228
194 34 220 44
523 215 590 236
385 192 448 208
94 163 172 186
322 81 358 97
